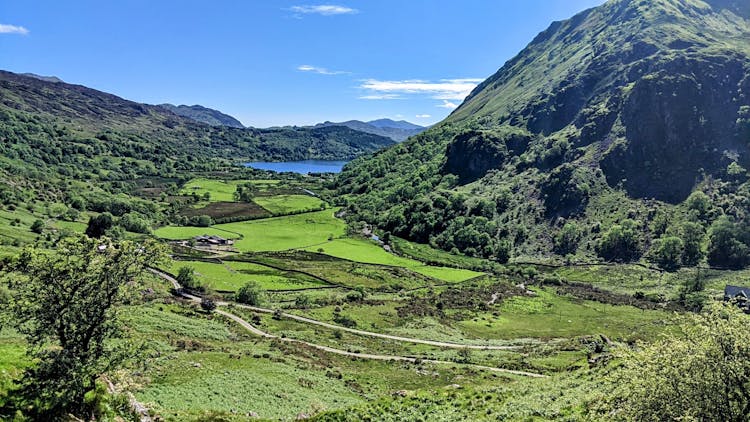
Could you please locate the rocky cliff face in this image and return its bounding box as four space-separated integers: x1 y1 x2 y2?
335 0 750 260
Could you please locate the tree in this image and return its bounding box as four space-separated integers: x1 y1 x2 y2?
176 266 201 291
2 236 165 419
235 281 264 306
30 219 44 234
707 216 750 269
650 236 683 271
685 191 712 221
595 304 750 421
596 219 642 262
200 297 217 312
554 221 580 255
680 221 705 266
85 212 114 238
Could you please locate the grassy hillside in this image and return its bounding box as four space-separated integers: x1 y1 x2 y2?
335 0 750 269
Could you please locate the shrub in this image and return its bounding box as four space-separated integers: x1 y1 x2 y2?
235 281 264 306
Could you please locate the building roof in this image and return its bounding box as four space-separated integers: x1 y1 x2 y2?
724 285 750 299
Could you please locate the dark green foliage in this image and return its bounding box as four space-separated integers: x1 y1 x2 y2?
235 281 264 306
85 213 114 238
596 220 642 262
187 215 213 227
29 219 44 234
177 266 203 291
680 221 705 266
554 221 581 255
1 237 164 419
651 236 684 271
707 216 750 269
119 212 151 234
200 297 217 312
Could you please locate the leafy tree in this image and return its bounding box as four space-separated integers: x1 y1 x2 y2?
596 219 642 262
650 236 683 271
176 266 202 291
30 219 44 234
680 221 705 266
187 215 213 227
707 216 750 269
235 281 264 306
119 212 151 234
85 212 114 238
1 236 165 419
596 304 750 421
554 221 580 255
685 191 712 221
200 297 217 312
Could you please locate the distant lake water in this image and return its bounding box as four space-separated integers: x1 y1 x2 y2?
244 160 349 174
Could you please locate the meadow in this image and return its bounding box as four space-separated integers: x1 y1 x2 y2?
165 259 328 292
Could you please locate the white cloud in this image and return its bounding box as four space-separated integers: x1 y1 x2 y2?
297 64 348 75
437 100 459 109
359 78 481 102
358 94 402 100
289 5 358 16
415 114 431 118
0 24 29 35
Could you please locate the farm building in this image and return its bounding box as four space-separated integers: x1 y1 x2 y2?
724 285 750 313
194 235 233 246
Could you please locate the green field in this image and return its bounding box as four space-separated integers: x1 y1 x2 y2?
253 194 325 215
305 238 483 282
218 210 346 252
166 259 328 291
154 226 242 241
180 178 243 202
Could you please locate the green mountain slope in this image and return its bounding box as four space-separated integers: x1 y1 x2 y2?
336 0 750 267
314 119 426 142
0 71 394 200
158 103 245 128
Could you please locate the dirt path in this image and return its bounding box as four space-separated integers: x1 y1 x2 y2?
148 268 545 378
149 268 517 350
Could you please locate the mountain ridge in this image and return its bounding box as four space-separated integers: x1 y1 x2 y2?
335 0 750 267
314 119 426 142
158 103 245 128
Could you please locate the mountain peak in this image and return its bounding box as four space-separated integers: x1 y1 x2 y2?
21 73 64 83
158 103 245 128
367 118 424 130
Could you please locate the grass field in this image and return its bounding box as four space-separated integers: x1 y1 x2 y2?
0 329 27 398
253 194 326 215
165 259 328 291
180 178 243 202
154 226 242 241
304 238 483 282
219 210 346 252
126 303 508 420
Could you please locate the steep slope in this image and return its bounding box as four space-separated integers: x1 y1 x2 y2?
315 119 425 142
336 0 750 266
158 103 245 128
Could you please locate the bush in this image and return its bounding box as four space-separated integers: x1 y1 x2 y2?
30 219 45 234
200 297 216 312
85 213 114 239
235 281 264 306
650 236 684 271
595 304 750 421
596 219 642 262
707 216 750 269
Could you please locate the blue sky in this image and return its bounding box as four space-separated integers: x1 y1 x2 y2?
0 1 605 127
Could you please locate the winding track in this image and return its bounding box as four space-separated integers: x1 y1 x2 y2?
149 268 546 378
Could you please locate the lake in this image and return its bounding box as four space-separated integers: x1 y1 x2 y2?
244 160 349 174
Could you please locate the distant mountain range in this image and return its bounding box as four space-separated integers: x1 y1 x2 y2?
158 103 245 128
0 70 396 185
314 119 427 142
